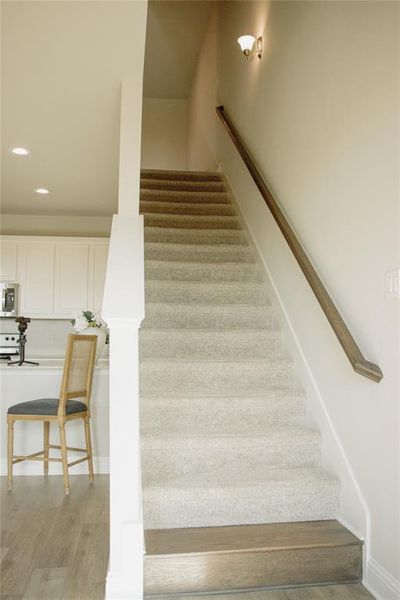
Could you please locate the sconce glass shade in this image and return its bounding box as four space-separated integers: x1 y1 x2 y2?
237 35 256 53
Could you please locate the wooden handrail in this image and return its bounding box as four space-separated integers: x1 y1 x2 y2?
216 105 383 383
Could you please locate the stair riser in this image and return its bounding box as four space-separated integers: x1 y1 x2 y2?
144 227 248 245
140 362 294 396
144 545 361 595
144 243 254 263
142 307 273 330
141 179 226 192
139 330 281 359
143 481 340 529
141 201 234 216
144 214 241 230
145 283 268 305
141 400 305 434
142 437 321 478
145 262 261 283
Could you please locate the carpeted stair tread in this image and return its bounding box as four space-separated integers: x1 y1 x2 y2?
142 428 322 480
143 467 339 529
141 189 231 204
144 242 255 263
144 213 241 230
144 227 248 245
141 168 222 182
139 328 282 359
141 178 226 192
144 260 262 283
140 200 235 216
145 281 268 305
141 393 306 434
141 303 274 329
140 358 294 396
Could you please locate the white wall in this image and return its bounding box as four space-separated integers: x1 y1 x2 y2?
0 318 73 357
213 1 399 596
187 4 218 171
141 97 188 170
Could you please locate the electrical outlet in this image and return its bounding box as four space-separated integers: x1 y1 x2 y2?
385 268 400 299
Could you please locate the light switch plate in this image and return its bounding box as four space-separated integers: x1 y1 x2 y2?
385 268 400 299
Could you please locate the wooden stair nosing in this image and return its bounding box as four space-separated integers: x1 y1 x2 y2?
145 520 362 557
144 521 362 595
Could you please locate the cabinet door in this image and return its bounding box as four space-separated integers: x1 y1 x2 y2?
0 241 18 281
89 244 109 313
20 243 55 316
54 244 89 316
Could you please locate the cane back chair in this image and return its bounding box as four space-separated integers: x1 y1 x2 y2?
7 334 97 495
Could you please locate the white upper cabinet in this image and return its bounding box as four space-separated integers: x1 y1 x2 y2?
0 242 18 281
54 244 89 316
19 242 55 316
0 236 109 318
89 244 109 314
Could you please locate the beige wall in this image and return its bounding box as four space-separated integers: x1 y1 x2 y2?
214 0 399 593
187 5 218 171
141 97 188 170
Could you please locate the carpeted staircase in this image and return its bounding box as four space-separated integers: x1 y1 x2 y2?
139 168 340 531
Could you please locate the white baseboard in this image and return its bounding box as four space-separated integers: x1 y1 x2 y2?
1 455 109 476
105 522 144 600
365 557 400 600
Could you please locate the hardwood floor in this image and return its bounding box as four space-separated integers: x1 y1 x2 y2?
1 475 375 600
153 589 375 600
1 475 109 600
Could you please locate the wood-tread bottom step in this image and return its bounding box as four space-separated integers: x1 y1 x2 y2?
144 520 362 596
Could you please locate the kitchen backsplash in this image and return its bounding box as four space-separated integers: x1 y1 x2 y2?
0 318 109 358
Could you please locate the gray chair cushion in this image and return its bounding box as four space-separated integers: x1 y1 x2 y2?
7 398 87 416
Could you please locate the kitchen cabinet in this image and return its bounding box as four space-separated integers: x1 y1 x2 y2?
0 242 18 281
0 236 109 319
54 243 89 315
19 242 55 316
89 244 109 314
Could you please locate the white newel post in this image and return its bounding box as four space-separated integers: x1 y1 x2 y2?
103 29 147 594
103 216 145 600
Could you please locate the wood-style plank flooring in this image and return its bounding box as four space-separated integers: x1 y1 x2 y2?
153 589 375 600
1 475 375 600
1 475 109 600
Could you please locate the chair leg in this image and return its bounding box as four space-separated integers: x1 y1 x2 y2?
7 418 14 491
58 424 70 495
44 422 50 476
84 418 94 483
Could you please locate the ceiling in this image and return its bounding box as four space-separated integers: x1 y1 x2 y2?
143 0 212 99
1 0 212 218
1 1 143 217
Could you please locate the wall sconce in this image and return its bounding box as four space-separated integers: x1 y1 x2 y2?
237 35 263 60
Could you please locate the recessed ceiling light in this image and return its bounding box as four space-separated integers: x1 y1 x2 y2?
10 146 30 156
35 188 50 194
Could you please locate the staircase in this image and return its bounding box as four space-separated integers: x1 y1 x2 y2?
139 169 362 595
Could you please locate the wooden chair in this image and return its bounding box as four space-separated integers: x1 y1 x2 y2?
7 333 97 495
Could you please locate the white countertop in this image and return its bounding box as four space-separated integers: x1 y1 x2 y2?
0 357 109 371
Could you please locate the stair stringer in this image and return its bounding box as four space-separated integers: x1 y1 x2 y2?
221 170 369 566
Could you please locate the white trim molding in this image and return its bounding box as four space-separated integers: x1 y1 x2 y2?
365 557 400 600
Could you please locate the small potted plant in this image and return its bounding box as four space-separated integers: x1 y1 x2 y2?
71 310 108 361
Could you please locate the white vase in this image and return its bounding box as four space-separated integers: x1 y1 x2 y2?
79 327 107 362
